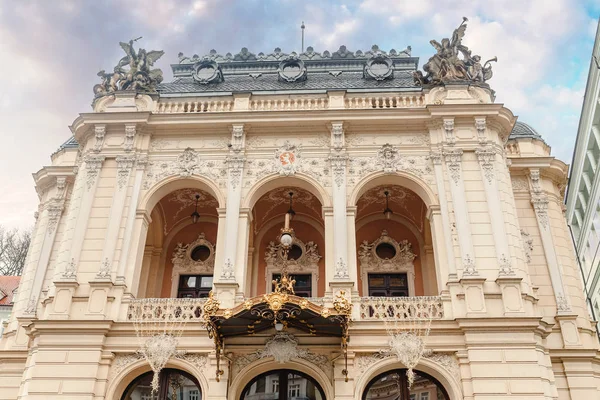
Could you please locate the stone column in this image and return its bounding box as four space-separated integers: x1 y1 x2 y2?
443 148 477 276
95 154 136 282
116 155 147 285
49 154 105 319
430 151 457 280
529 169 571 314
22 176 68 317
214 124 245 305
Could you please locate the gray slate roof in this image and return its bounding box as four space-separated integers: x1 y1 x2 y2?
509 121 545 141
159 45 420 95
159 71 418 95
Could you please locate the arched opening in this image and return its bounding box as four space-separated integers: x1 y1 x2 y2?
355 184 438 297
363 369 449 400
121 368 202 400
138 187 219 298
249 186 325 297
240 369 325 400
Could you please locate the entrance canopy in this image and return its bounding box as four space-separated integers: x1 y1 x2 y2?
202 275 352 382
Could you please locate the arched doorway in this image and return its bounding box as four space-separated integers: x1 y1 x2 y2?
240 369 325 400
121 368 201 400
363 369 449 400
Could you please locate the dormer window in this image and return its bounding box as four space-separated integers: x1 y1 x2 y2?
277 56 307 82
192 59 224 84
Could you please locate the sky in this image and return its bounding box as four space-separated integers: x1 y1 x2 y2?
0 0 598 230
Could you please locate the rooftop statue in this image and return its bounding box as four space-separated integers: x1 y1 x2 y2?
414 17 497 86
93 37 165 98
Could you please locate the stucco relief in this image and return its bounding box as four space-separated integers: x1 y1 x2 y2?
142 148 227 190
345 133 430 147
347 144 433 185
109 352 208 379
230 333 332 379
116 154 136 189
354 351 459 382
84 154 105 190
172 233 216 275
521 230 533 263
245 142 330 188
511 176 529 192
149 137 230 151
265 236 321 288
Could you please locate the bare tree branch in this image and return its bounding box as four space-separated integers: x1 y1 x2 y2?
0 226 32 276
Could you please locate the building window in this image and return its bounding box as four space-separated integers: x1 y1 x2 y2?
241 369 324 400
189 389 200 400
273 273 312 297
177 275 213 298
368 273 409 297
121 369 201 400
363 369 449 400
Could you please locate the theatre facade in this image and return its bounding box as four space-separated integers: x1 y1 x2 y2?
1 21 599 400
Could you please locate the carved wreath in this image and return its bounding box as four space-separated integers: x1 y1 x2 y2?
358 230 416 277
265 235 321 278
171 233 215 275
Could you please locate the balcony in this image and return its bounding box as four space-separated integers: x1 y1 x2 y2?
125 296 444 323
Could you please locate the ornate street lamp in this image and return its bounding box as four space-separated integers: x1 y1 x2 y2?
190 194 201 224
383 190 393 220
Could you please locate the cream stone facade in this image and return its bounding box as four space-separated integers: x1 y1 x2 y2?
1 28 600 400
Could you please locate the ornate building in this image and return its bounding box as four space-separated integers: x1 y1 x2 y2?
1 20 599 400
565 18 600 336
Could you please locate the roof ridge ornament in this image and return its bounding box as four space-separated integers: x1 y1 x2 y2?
413 17 497 86
93 38 164 98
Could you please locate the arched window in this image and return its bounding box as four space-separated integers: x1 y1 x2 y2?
121 369 201 400
363 369 449 400
241 369 325 400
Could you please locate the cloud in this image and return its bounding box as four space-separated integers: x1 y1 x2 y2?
0 0 596 229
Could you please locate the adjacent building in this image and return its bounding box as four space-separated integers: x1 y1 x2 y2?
565 18 600 332
1 20 599 400
0 276 20 336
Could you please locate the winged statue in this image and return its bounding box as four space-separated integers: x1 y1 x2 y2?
414 17 497 86
94 37 165 97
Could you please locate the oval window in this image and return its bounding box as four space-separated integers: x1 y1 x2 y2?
288 244 303 261
191 245 211 262
375 242 396 259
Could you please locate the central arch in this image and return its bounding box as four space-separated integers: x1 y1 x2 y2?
230 358 333 400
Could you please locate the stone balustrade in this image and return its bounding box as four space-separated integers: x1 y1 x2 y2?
127 298 207 322
155 99 234 113
345 94 425 109
359 296 444 321
249 97 328 111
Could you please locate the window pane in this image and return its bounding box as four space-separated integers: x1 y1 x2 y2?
200 276 213 288
389 275 407 287
181 276 197 289
287 373 323 400
368 276 385 287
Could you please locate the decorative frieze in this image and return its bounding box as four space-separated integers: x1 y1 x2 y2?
328 154 347 188
116 154 136 189
63 258 77 279
46 201 64 234
531 195 550 230
143 148 226 190
226 155 245 189
521 230 533 263
221 259 235 280
96 257 111 279
476 147 495 183
84 154 105 190
230 124 245 152
331 122 344 151
93 125 105 153
443 118 455 145
474 117 487 144
124 124 136 152
348 144 433 183
443 149 463 185
334 258 349 279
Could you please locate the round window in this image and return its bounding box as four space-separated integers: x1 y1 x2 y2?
288 244 303 261
375 242 396 259
191 245 211 262
370 60 389 75
196 65 216 80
